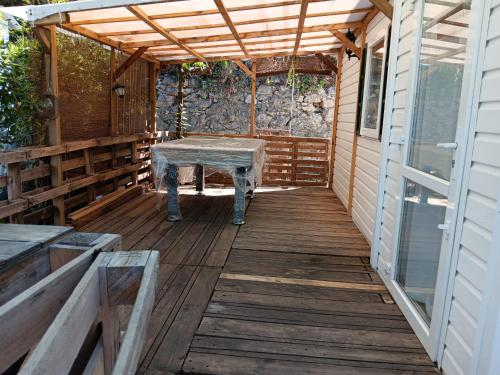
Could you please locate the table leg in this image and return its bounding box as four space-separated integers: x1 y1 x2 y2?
234 167 246 225
195 164 204 195
167 164 181 221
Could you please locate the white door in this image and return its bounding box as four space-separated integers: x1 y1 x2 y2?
389 0 477 359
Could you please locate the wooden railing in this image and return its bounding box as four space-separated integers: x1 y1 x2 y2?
261 135 329 186
0 132 329 224
0 133 155 224
185 132 330 187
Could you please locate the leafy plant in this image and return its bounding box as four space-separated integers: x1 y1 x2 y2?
0 23 43 147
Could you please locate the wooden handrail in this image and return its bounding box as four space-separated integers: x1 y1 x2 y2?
0 133 155 164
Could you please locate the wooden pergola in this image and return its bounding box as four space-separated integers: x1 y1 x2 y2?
2 0 393 134
0 0 393 226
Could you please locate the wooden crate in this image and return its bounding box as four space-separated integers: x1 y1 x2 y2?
0 231 121 373
18 251 159 375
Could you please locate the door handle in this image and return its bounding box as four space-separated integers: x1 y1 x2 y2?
438 222 450 239
436 142 458 149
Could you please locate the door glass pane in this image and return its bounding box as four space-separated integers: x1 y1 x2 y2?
408 0 471 181
396 179 447 324
363 39 385 130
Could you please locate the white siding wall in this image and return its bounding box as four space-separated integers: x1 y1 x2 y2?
351 13 390 245
441 2 500 374
332 12 390 244
332 50 359 208
376 0 415 273
374 0 500 373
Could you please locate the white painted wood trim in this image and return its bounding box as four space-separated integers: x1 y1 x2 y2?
360 30 390 139
0 0 166 23
371 1 402 269
437 0 492 367
385 0 490 362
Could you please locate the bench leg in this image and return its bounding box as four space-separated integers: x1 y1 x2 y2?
234 167 246 225
167 164 181 221
195 164 204 195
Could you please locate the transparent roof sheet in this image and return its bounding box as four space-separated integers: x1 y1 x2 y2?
1 0 390 64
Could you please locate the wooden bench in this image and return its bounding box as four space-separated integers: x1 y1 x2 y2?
67 185 143 229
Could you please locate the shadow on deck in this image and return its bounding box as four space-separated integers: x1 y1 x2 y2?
80 187 440 375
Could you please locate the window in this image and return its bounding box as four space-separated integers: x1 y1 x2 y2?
360 30 390 139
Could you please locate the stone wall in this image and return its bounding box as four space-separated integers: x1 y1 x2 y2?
157 65 335 138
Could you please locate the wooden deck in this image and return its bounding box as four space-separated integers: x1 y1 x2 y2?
80 187 440 375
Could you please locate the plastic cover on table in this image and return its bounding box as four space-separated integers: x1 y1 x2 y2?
152 136 266 193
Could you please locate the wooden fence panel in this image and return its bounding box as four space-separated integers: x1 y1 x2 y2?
186 133 329 187
0 133 156 224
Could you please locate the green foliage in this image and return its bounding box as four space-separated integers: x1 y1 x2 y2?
0 24 43 147
296 74 326 94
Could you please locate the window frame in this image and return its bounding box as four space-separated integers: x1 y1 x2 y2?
359 30 390 139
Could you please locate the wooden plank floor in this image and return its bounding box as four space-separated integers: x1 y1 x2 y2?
80 187 440 375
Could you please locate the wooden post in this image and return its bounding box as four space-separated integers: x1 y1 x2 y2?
131 141 138 185
7 163 23 223
328 49 344 188
110 48 118 136
83 149 96 203
48 25 65 225
175 65 185 139
291 141 298 185
249 61 257 136
347 27 367 215
99 264 121 375
149 63 158 134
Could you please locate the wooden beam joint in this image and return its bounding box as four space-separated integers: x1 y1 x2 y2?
368 0 393 19
332 30 361 60
315 53 338 75
113 47 149 81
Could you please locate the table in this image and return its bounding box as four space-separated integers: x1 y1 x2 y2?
152 137 265 224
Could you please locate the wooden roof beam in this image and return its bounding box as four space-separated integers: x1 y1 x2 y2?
368 0 393 19
214 0 251 59
293 0 309 56
149 33 338 52
77 7 372 32
332 30 361 59
113 46 148 80
159 49 338 67
149 42 343 57
315 53 338 75
233 60 254 78
60 23 159 64
121 21 363 48
127 5 206 61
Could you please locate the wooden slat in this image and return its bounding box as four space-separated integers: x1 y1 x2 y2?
142 22 363 50
128 6 205 61
113 47 149 81
369 0 393 18
347 26 367 215
214 0 250 59
294 0 309 56
250 62 257 135
234 60 253 78
315 53 338 74
332 30 361 59
0 246 96 373
76 188 438 375
328 49 343 188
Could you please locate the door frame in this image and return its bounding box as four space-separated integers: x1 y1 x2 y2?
379 0 486 361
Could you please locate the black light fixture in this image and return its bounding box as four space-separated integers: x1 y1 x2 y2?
113 83 125 98
345 28 357 61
